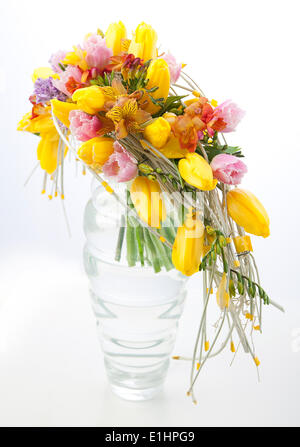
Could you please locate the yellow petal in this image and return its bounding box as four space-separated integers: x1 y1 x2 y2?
32 67 59 83
128 22 157 61
172 212 204 276
227 189 270 238
77 137 114 167
51 99 79 128
72 86 105 115
159 135 189 158
144 59 170 114
37 133 60 174
178 153 217 191
144 117 171 149
130 176 166 228
105 21 127 55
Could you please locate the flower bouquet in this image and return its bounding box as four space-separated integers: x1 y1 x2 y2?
18 21 283 402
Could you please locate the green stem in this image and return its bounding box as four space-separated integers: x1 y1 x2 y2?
126 216 137 267
135 224 145 267
149 231 173 271
144 228 161 273
115 215 125 262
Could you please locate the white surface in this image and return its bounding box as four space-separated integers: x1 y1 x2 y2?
0 256 299 427
1 0 300 427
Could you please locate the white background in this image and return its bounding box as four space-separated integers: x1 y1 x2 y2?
1 0 300 427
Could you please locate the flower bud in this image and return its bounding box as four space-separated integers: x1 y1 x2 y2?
130 176 166 228
172 210 205 276
144 59 170 114
144 117 171 149
138 163 153 174
227 188 270 238
179 153 218 191
72 86 105 115
128 22 157 61
77 137 114 169
105 21 127 55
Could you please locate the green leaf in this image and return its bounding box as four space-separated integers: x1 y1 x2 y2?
202 143 244 162
153 95 187 117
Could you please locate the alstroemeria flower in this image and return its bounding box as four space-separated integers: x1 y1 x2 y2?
69 110 102 141
106 97 151 139
103 141 138 182
210 153 247 185
213 100 245 132
172 115 198 152
53 66 83 97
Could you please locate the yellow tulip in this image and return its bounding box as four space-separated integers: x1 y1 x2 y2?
17 107 68 174
130 176 166 228
77 137 114 168
72 86 105 115
172 210 205 276
227 188 270 238
128 22 157 61
105 21 127 55
51 99 79 128
178 153 218 191
144 117 171 149
37 131 61 174
31 67 59 83
144 59 170 114
216 273 230 309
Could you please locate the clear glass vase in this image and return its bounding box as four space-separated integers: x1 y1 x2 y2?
83 179 187 401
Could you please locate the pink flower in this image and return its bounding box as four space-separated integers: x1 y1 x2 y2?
103 141 138 183
213 100 245 132
52 65 82 97
83 34 112 71
69 110 102 141
162 53 181 84
210 153 247 185
49 50 67 73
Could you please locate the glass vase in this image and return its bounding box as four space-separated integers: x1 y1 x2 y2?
83 179 187 401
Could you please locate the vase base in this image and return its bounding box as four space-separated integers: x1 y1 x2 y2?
111 384 163 401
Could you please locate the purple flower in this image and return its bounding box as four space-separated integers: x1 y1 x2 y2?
49 50 67 73
33 77 67 104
